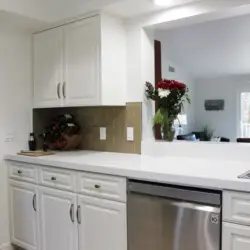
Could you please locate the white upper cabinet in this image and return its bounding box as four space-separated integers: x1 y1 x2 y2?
64 17 100 106
34 28 63 108
9 180 40 250
33 14 126 108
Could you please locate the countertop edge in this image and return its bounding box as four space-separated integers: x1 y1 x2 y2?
4 153 250 193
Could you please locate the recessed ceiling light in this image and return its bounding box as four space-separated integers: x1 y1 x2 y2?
153 0 175 6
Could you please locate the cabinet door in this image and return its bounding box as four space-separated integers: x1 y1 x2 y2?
64 17 101 106
223 222 250 250
9 180 39 250
77 195 127 250
39 187 77 250
34 28 63 108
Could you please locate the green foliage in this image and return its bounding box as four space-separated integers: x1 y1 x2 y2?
153 109 165 125
145 82 158 101
145 81 191 126
185 92 191 104
203 125 214 141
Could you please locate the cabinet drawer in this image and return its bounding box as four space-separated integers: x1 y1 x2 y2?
39 167 76 191
77 173 126 202
223 191 250 225
8 161 38 183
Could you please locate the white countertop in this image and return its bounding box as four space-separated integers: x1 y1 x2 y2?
5 151 250 192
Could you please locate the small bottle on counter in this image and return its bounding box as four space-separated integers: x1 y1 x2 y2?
28 133 36 151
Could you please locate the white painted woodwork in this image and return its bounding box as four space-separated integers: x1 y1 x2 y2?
33 14 126 108
8 161 38 184
39 167 76 192
39 187 77 250
223 191 250 226
100 14 126 106
77 172 126 202
223 222 250 250
8 161 127 250
34 28 63 108
64 17 101 106
77 195 127 250
9 180 39 250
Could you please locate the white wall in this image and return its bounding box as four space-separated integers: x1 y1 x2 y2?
156 36 250 142
141 29 155 141
193 75 250 142
125 0 250 143
0 25 32 249
125 25 155 141
126 25 145 103
125 25 197 141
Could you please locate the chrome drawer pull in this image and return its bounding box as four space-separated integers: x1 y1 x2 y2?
77 205 81 224
57 83 61 99
63 82 66 98
70 204 74 223
33 194 37 211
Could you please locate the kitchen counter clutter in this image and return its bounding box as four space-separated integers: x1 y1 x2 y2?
4 150 250 192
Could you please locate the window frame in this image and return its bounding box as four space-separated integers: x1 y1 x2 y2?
239 92 250 138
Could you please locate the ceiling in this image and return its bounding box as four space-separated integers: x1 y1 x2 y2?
156 13 250 78
105 0 199 18
0 0 123 23
0 0 204 32
2 0 250 29
0 10 46 31
0 0 201 24
43 0 122 21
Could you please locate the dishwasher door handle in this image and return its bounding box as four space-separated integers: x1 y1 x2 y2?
128 180 221 206
169 200 221 214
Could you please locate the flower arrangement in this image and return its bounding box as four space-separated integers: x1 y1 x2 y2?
145 79 190 141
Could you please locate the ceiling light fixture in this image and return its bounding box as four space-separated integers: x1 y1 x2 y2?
153 0 175 6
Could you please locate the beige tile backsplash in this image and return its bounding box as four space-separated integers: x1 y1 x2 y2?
33 103 142 154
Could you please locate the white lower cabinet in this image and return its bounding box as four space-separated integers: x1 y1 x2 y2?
39 187 78 250
38 191 126 250
77 195 127 250
9 180 40 250
223 222 250 250
8 163 127 250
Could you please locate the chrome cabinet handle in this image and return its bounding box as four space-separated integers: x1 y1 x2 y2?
17 170 22 174
51 176 56 181
62 82 66 98
70 204 74 223
95 184 101 189
57 83 61 99
77 205 81 224
33 194 37 211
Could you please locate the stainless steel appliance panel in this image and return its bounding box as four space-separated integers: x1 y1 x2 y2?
128 182 221 250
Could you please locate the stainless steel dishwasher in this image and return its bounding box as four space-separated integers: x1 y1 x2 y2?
127 180 221 250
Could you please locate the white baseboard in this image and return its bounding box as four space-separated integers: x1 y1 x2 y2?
0 243 12 250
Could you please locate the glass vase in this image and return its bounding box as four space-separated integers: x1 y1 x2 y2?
162 120 175 142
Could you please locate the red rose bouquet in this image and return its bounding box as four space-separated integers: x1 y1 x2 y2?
145 79 190 141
